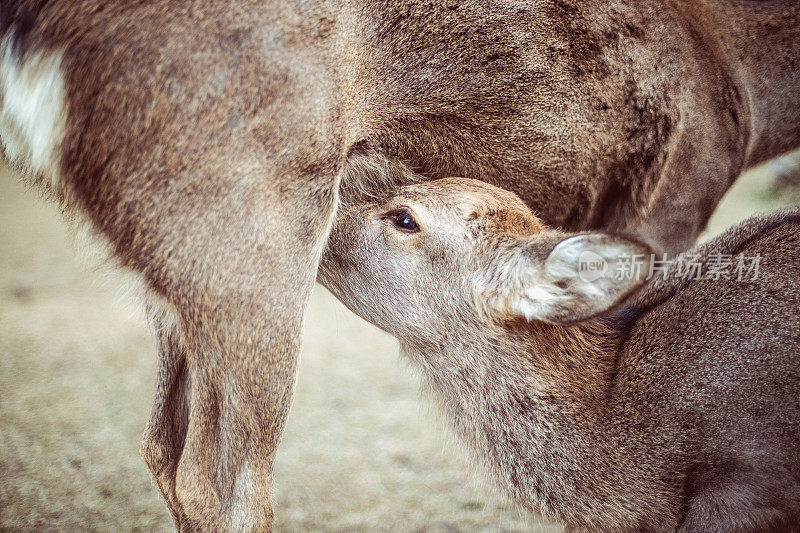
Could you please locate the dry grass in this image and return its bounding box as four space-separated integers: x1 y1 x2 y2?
0 161 795 532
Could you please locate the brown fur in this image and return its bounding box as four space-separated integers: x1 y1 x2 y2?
2 0 799 529
319 178 800 532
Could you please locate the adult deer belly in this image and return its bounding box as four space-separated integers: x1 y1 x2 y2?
342 0 683 233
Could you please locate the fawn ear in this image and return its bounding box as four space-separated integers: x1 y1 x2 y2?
486 233 654 324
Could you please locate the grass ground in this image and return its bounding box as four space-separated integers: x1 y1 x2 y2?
0 161 796 532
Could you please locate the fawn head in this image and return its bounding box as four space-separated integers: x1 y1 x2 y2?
320 178 654 342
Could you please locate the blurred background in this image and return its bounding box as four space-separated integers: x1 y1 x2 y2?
1 154 799 532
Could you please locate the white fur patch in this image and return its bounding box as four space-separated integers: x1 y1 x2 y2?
0 33 67 192
226 459 260 528
146 292 184 346
512 284 560 322
0 35 159 336
64 208 158 335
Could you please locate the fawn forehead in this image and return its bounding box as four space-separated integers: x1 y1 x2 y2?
394 178 544 236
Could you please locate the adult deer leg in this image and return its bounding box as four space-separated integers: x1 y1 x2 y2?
141 298 191 527
133 154 339 531
628 108 747 253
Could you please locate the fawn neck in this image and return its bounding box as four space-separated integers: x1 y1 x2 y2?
401 315 634 521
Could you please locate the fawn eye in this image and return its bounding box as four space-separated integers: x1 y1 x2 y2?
383 209 420 233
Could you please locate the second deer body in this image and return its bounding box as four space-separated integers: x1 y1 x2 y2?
319 179 800 532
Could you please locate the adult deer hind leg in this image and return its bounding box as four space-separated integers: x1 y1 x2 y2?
140 296 191 527
131 151 340 531
19 4 346 521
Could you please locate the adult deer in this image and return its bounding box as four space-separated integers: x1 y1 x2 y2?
1 0 798 529
319 177 800 531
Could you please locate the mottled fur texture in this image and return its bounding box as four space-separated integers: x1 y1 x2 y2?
319 178 800 532
1 0 799 529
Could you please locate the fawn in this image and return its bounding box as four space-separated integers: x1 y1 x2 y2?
319 178 800 532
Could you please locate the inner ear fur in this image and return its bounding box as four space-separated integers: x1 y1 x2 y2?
536 232 657 324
